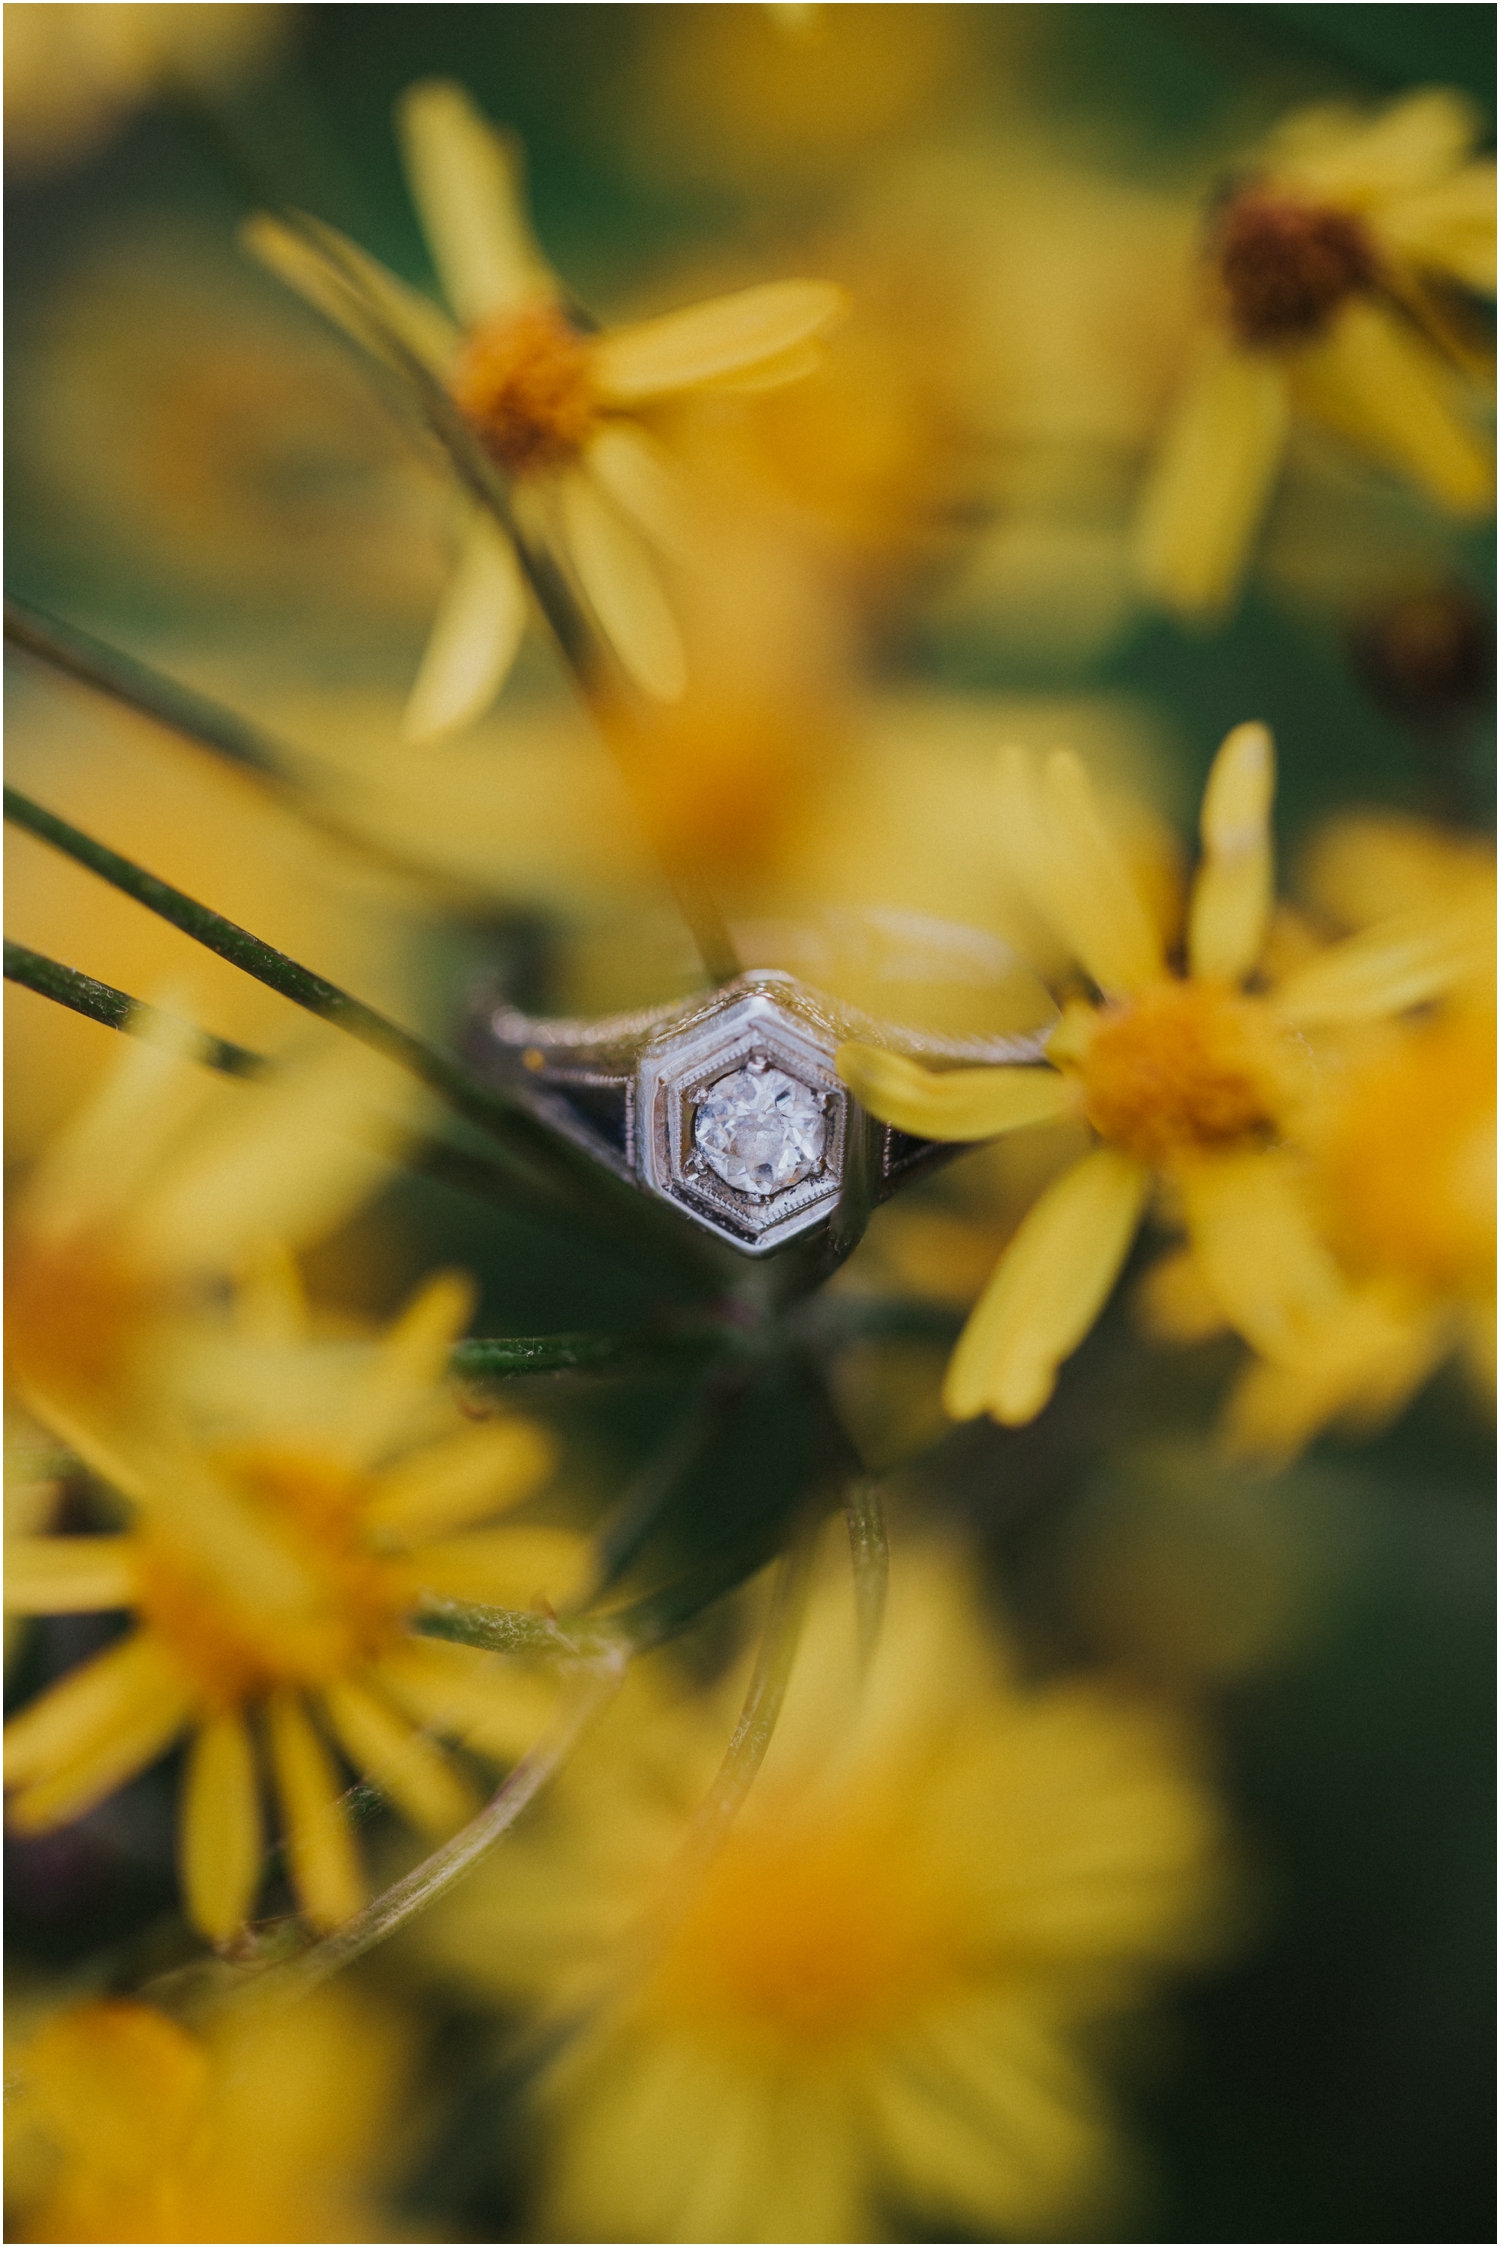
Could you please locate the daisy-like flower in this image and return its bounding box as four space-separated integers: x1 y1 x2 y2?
245 80 848 740
6 1025 412 1430
838 722 1491 1426
421 1549 1226 2245
1134 87 1495 620
1219 997 1495 1459
6 1981 412 2243
4 1255 583 1942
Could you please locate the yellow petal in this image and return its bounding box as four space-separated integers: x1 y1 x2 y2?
1271 88 1481 205
1274 903 1491 1027
1292 299 1492 513
240 212 457 375
835 1043 1078 1142
691 337 829 393
395 79 553 325
560 473 687 701
403 509 528 744
1132 341 1290 619
365 1419 557 1545
1175 1150 1347 1361
4 1535 138 1614
1187 722 1276 984
943 1150 1150 1424
5 1635 193 1830
321 1675 478 1838
180 1708 262 1944
125 1041 411 1290
338 1268 478 1471
13 1030 194 1244
405 1525 589 1608
1377 162 1498 293
266 1691 364 1932
374 1637 557 1763
233 1240 311 1346
1135 1247 1230 1343
1225 1296 1447 1462
590 280 849 403
586 425 700 565
1038 751 1165 996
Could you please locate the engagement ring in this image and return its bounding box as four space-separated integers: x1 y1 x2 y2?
467 963 1051 1255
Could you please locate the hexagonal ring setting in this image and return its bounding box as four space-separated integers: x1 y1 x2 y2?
469 970 1050 1257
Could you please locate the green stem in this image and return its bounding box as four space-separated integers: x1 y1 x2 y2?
4 940 267 1079
277 218 742 988
3 596 475 894
3 937 637 1242
3 783 639 1223
842 1475 890 1671
452 1330 688 1380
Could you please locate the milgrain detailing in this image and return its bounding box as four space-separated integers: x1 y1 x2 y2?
468 970 1050 1255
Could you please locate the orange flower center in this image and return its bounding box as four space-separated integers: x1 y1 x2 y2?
6 1229 165 1409
1217 192 1377 345
135 1447 406 1710
1314 1019 1496 1293
643 1811 965 2054
1071 982 1286 1166
450 305 597 473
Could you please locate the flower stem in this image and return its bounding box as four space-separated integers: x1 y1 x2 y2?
204 1643 629 2014
3 596 488 895
4 782 719 1277
842 1474 890 1671
279 218 742 988
4 939 267 1079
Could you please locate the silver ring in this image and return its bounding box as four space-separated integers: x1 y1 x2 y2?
465 964 1050 1256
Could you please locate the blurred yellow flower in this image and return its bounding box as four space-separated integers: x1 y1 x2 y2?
7 1028 413 1428
422 1548 1227 2244
4 1256 580 1942
5 1981 412 2242
4 2 288 178
1223 946 1495 1460
246 79 847 737
839 722 1489 1424
1135 87 1495 619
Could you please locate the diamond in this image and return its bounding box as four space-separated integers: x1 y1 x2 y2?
693 1061 827 1197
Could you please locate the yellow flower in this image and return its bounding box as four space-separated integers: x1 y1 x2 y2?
1134 88 1495 620
839 722 1489 1425
245 79 848 739
4 2 288 178
7 1026 413 1427
1222 996 1495 1460
5 1981 413 2242
1136 817 1496 1456
421 1549 1227 2244
4 1257 582 1942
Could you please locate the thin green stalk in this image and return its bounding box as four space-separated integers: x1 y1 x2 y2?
5 597 289 782
276 216 742 988
3 784 685 1256
4 938 642 1245
204 1643 629 2015
4 940 267 1079
3 597 479 894
453 1330 677 1380
842 1475 890 1672
585 1375 752 1602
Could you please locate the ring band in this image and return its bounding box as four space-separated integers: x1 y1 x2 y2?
466 967 1049 1256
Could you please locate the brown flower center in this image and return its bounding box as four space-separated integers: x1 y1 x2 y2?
1072 982 1285 1166
1217 191 1377 346
450 304 597 473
